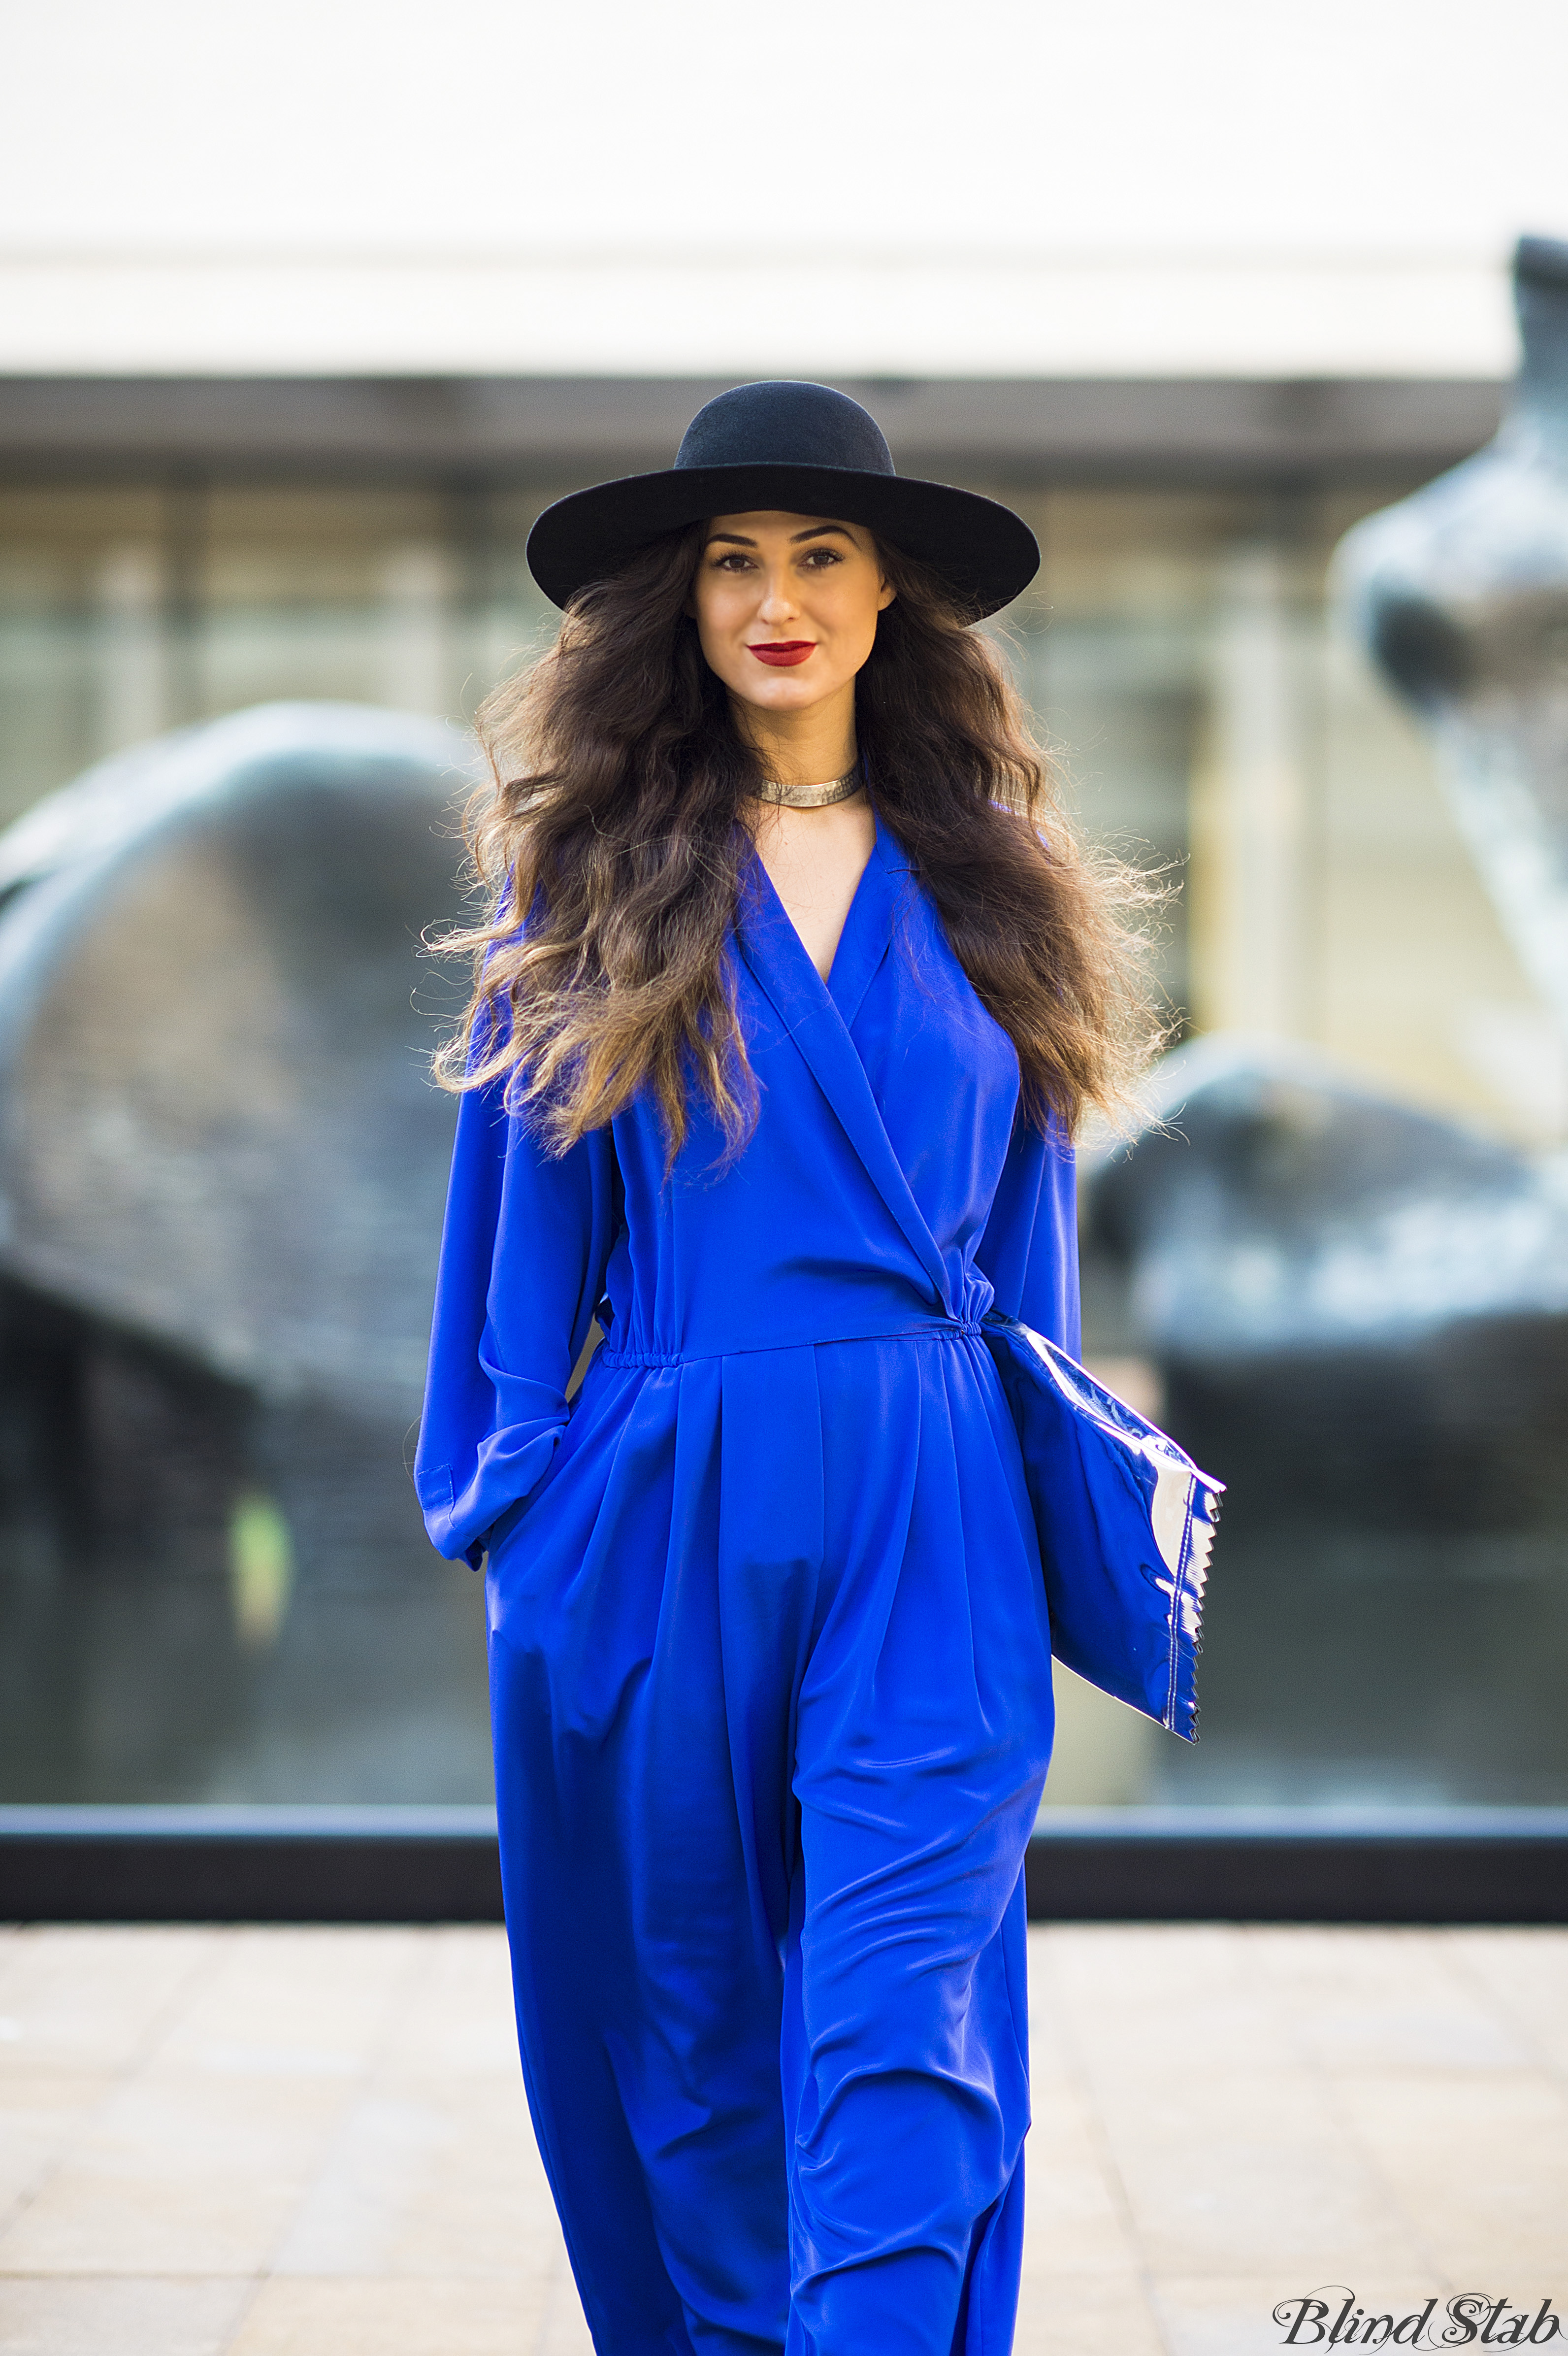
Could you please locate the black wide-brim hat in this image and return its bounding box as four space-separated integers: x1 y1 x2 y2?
526 380 1040 619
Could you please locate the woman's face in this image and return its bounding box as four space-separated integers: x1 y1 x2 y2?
688 511 894 721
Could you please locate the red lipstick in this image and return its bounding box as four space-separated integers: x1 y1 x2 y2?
748 641 815 667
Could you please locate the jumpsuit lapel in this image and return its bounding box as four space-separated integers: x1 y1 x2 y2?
736 818 955 1317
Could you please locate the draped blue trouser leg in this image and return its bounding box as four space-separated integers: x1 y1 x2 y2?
485 1334 1055 2356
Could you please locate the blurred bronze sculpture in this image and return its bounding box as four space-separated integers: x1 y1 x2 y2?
1078 246 1568 1802
0 704 486 1801
1078 1037 1568 1805
1084 1035 1568 1526
0 702 471 1420
1337 232 1568 1037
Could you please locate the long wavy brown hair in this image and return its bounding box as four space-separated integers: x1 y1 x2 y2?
434 521 1160 1158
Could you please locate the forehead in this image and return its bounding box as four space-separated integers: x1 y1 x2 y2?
703 510 871 546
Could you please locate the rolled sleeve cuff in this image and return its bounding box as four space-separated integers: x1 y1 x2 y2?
415 1412 568 1567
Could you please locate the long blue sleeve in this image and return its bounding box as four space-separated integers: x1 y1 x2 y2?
415 1081 621 1566
973 1113 1081 1358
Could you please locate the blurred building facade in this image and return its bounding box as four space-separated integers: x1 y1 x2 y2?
2 0 1568 1807
3 0 1565 1140
5 423 1555 1136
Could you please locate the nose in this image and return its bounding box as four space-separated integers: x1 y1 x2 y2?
757 566 799 627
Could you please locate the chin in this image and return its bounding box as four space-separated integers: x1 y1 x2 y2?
736 673 835 710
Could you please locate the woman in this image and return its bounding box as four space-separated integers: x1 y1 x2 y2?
416 381 1150 2356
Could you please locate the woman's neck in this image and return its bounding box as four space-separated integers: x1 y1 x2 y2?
731 691 857 789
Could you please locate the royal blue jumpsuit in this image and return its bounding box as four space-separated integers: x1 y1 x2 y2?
417 812 1079 2356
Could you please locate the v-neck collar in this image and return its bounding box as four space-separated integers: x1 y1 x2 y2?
826 817 899 1029
736 812 952 1314
742 806 897 1016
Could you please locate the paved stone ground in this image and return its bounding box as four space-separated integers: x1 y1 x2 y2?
0 1922 1563 2354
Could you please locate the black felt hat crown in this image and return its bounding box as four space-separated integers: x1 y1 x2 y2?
525 380 1040 619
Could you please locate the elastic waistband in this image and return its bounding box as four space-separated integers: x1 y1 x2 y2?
596 1318 988 1371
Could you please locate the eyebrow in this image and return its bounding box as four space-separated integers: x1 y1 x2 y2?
704 523 856 548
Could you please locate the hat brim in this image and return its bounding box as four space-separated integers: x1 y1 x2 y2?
525 463 1040 619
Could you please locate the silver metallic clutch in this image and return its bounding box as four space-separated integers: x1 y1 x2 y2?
983 1310 1223 1741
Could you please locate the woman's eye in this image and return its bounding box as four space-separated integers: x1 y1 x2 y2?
802 547 842 567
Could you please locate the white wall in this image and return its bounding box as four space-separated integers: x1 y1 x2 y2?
2 0 1565 374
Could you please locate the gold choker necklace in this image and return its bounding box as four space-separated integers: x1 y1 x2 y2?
754 769 861 809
